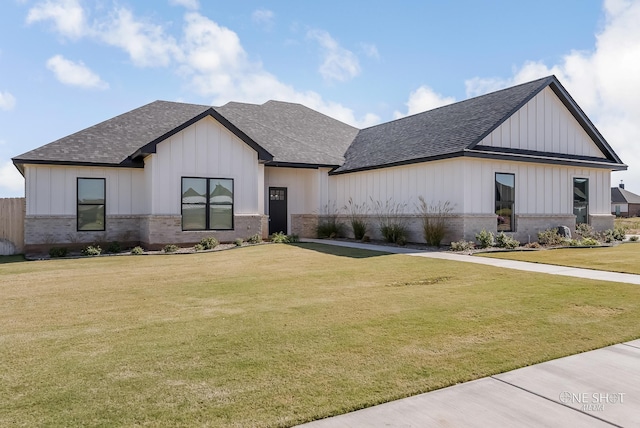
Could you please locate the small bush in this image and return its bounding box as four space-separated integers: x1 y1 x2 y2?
580 237 600 246
380 223 407 244
450 240 475 252
107 241 121 254
316 220 344 239
565 239 580 247
234 238 244 247
537 228 564 246
475 229 494 249
601 225 626 243
494 232 520 249
49 247 68 258
131 246 144 255
270 231 290 243
575 223 596 239
288 234 300 243
81 245 102 256
417 198 454 247
524 242 541 249
248 234 262 244
163 244 179 253
351 219 368 240
344 197 369 240
630 235 639 242
199 237 219 250
194 243 205 251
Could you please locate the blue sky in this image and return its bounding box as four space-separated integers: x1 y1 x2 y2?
1 0 639 197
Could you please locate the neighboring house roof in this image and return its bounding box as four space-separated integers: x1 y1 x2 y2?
612 187 640 204
216 100 359 166
12 75 626 175
333 76 625 174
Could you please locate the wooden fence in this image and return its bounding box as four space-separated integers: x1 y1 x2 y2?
0 198 25 255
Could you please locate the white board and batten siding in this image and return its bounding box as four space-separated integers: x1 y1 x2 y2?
146 116 261 215
24 165 145 216
479 87 605 158
265 167 331 232
332 157 611 216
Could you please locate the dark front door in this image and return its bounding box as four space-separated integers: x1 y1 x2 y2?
269 187 287 235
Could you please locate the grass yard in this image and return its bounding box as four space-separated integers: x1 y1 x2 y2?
2 243 640 427
615 217 640 234
478 243 640 275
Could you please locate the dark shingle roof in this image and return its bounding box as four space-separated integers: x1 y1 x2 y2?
333 75 625 174
13 101 212 167
215 100 358 166
612 187 640 204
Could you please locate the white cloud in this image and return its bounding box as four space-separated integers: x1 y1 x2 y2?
26 0 86 39
46 55 109 89
0 160 24 196
97 8 181 68
0 91 16 111
465 0 640 192
169 0 199 10
393 86 455 119
251 9 274 29
360 43 380 60
307 29 361 83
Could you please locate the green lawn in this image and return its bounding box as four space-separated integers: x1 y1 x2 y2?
2 243 640 427
478 243 640 274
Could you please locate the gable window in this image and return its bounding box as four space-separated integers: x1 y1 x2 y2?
181 177 234 231
573 178 589 224
77 178 105 231
495 173 515 232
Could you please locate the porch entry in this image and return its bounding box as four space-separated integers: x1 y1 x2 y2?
269 187 287 235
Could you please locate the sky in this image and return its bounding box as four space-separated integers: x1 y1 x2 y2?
1 0 639 198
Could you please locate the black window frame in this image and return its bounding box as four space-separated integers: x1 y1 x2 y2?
181 177 234 231
495 172 515 232
573 177 589 225
77 177 106 232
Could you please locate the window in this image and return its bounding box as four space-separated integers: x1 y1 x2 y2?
77 178 105 231
181 177 233 230
573 178 589 224
495 173 515 232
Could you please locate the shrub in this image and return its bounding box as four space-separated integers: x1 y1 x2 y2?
371 198 408 244
288 234 300 243
248 234 262 244
475 229 494 249
494 232 520 249
163 244 179 253
131 246 144 255
450 240 475 252
380 224 408 245
81 245 102 256
601 225 626 243
537 228 564 246
575 223 596 239
199 237 219 250
271 231 290 243
316 202 344 239
580 237 600 246
107 241 121 254
524 242 541 249
630 235 639 242
49 247 68 258
194 243 205 251
565 239 580 247
417 198 454 247
343 197 369 240
234 238 244 247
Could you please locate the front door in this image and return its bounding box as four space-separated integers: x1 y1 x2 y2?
269 187 287 235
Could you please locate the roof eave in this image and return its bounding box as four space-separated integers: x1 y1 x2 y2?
465 149 628 170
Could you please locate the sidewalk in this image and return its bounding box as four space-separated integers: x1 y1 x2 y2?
302 238 640 285
299 339 640 427
298 239 640 426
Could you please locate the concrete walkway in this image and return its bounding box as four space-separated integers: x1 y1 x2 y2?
302 238 640 285
297 239 640 427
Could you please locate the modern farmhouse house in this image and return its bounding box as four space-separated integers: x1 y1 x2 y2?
13 76 626 252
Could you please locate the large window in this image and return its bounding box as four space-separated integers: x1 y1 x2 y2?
495 173 515 232
573 178 589 224
181 177 234 230
77 178 105 231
